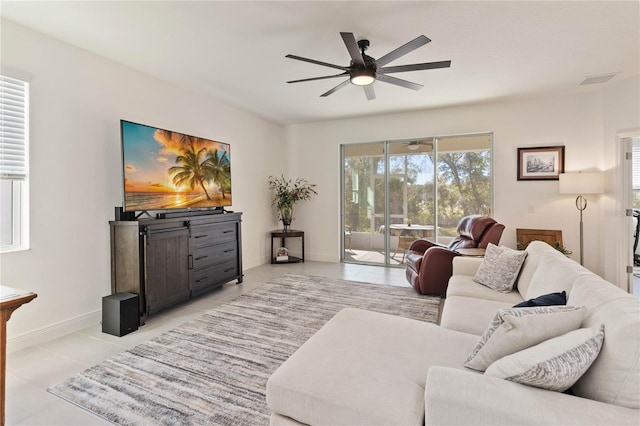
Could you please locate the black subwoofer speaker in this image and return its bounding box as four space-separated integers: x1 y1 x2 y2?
102 292 139 336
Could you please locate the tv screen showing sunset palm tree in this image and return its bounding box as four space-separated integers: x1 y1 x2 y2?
120 120 232 212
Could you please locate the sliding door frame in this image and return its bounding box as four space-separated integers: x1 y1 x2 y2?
341 132 493 266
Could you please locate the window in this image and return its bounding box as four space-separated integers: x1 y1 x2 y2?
0 74 29 252
342 133 492 265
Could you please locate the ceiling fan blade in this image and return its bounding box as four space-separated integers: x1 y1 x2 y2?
363 84 376 100
285 54 348 71
379 60 451 74
320 79 350 97
340 32 364 66
376 74 423 91
376 35 431 67
287 72 349 84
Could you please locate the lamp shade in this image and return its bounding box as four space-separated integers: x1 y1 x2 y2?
559 172 604 195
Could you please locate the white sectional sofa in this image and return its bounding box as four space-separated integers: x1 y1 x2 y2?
266 241 640 425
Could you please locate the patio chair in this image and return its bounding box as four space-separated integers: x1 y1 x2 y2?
405 215 505 295
345 225 352 251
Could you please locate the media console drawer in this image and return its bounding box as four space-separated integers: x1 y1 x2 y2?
191 222 237 247
192 241 238 269
191 259 238 293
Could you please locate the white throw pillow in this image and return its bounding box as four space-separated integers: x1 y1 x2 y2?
473 244 527 293
464 305 585 371
485 325 605 392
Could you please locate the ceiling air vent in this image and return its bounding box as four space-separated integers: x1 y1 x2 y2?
579 73 617 85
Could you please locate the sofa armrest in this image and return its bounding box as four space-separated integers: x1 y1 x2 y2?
451 256 484 277
425 367 639 425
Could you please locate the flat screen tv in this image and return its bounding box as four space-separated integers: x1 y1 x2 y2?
120 120 231 213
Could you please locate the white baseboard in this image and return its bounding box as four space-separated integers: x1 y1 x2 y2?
7 310 101 353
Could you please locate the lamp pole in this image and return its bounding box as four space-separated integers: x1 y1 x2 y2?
576 195 587 265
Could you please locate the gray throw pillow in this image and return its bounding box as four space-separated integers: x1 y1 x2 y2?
485 324 605 392
473 244 527 293
464 305 585 371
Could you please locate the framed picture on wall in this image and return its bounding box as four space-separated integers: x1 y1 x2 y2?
517 146 565 181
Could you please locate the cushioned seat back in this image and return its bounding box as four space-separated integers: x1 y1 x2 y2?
524 249 591 300
568 276 640 409
515 241 551 297
448 215 499 251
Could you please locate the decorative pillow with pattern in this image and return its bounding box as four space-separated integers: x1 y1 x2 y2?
485 324 605 392
464 305 585 371
473 244 528 293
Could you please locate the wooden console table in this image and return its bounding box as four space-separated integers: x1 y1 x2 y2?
456 248 486 257
271 230 304 264
0 286 37 426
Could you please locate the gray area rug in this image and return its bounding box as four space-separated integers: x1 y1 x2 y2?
48 274 441 425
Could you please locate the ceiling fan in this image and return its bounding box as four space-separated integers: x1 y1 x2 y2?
286 32 451 100
403 140 433 151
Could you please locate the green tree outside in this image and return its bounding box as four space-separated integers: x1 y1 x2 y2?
344 149 490 234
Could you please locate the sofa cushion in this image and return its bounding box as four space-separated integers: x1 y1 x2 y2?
515 240 556 297
266 308 479 426
524 250 591 300
451 255 484 277
447 275 524 304
514 291 566 307
464 305 585 371
473 244 527 293
425 366 640 426
439 295 515 335
485 325 605 392
568 276 640 409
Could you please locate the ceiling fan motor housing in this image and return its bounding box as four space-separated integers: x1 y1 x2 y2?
350 54 377 81
350 40 377 84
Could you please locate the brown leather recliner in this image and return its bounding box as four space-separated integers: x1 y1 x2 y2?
405 215 505 296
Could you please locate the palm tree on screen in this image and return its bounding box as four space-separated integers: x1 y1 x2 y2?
168 143 213 200
205 149 231 199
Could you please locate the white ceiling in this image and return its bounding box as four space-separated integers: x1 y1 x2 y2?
2 1 638 125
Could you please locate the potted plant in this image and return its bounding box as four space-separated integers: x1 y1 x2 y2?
268 175 318 231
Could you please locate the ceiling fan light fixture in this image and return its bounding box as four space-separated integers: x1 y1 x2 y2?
407 143 420 151
350 69 375 86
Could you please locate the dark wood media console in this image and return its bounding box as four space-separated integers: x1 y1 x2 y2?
109 212 243 320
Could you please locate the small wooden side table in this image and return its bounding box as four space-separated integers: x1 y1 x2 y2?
271 230 304 264
456 248 486 257
1 286 37 426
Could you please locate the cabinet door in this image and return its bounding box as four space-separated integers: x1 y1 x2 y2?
144 228 190 314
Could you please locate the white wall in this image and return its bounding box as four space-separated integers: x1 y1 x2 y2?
287 89 631 280
0 20 286 346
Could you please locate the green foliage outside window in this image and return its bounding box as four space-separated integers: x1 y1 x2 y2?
344 149 491 234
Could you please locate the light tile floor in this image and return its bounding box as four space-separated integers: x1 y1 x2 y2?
5 261 407 425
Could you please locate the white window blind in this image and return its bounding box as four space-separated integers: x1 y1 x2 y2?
0 75 28 180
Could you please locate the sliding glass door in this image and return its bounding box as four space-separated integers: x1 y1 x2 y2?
434 135 493 243
343 143 387 264
342 133 492 266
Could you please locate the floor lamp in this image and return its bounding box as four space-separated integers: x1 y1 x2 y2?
559 172 604 265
